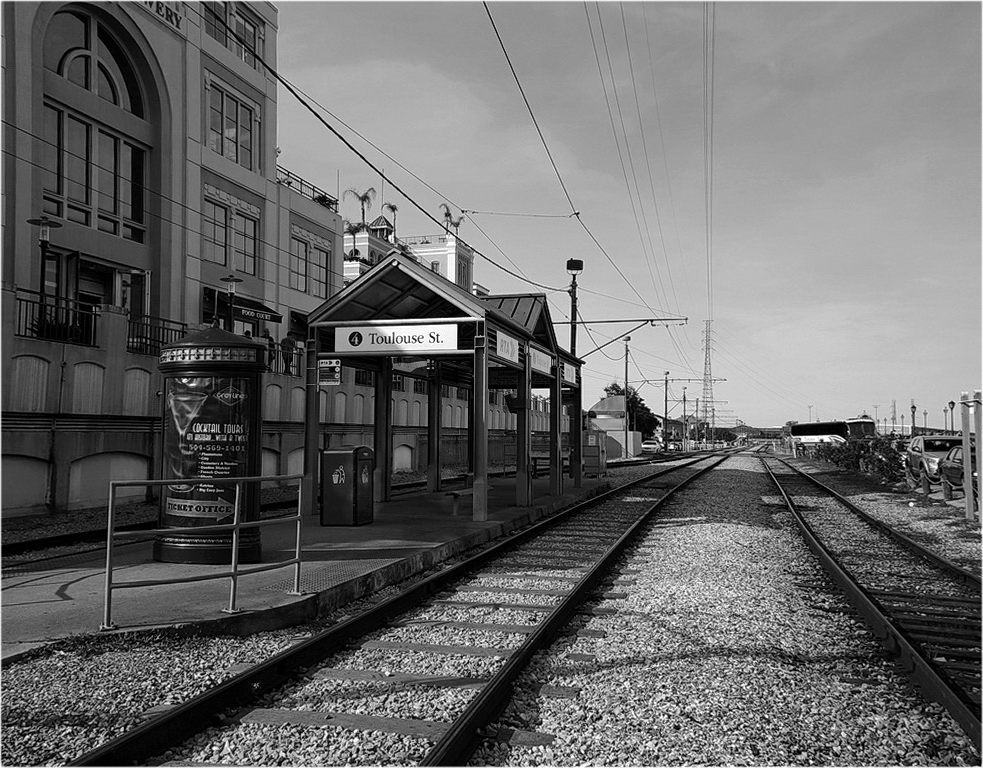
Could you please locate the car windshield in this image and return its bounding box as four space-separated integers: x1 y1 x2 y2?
925 439 961 452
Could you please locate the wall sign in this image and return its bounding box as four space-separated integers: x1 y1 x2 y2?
529 346 554 375
334 324 458 354
562 362 578 385
496 331 519 363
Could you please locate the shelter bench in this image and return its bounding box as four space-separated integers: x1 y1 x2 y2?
446 489 474 516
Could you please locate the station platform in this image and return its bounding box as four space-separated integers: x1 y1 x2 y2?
1 473 612 663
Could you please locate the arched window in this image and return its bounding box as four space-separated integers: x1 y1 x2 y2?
44 10 143 116
42 9 150 244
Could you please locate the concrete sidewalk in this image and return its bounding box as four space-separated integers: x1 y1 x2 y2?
1 474 611 662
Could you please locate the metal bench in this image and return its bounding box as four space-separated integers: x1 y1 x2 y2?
445 489 474 516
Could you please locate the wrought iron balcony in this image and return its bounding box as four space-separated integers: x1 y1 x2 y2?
276 166 339 212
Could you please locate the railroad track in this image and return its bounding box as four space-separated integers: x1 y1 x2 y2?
762 456 981 750
68 453 728 766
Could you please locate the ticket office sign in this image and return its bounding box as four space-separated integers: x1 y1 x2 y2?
529 346 554 375
163 375 251 521
335 324 459 355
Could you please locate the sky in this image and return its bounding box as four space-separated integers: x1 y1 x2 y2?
273 1 981 430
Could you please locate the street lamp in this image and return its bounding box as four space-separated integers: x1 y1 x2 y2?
948 400 956 433
220 274 243 333
808 404 813 422
566 258 583 358
27 215 63 298
682 386 687 451
923 409 927 429
910 403 917 437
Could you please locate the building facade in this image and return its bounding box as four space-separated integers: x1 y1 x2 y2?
2 1 344 516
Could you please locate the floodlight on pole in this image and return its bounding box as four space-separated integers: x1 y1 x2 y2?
566 258 583 357
220 274 243 333
27 215 63 297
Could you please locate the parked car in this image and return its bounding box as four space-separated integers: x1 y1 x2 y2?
640 440 662 455
905 435 964 488
939 443 978 501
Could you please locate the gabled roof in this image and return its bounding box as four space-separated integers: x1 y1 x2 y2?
481 294 560 353
368 215 393 232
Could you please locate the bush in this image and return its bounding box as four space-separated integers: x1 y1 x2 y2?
814 437 904 484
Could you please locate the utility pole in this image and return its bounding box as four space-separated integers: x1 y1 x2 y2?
663 371 669 446
624 337 631 458
701 320 714 438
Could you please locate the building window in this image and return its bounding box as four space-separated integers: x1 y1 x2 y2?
203 200 257 274
413 379 427 395
392 374 405 392
208 84 254 170
311 246 329 298
203 2 263 69
290 238 308 291
290 238 329 297
354 369 374 387
456 258 472 289
232 214 257 274
42 104 146 242
44 10 144 117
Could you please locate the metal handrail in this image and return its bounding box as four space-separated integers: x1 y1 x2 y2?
101 473 304 630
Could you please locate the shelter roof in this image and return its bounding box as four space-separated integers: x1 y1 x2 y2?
480 294 560 353
308 256 526 338
589 395 627 415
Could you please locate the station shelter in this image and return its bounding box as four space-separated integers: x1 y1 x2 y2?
302 255 583 521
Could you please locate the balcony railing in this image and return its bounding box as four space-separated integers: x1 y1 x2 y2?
127 314 188 355
15 290 98 346
276 166 339 212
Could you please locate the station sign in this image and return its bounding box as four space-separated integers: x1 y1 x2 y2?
318 358 342 385
496 331 519 364
334 323 458 355
529 346 554 375
562 362 578 385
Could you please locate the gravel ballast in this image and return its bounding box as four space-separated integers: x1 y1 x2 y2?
471 454 980 765
2 452 979 766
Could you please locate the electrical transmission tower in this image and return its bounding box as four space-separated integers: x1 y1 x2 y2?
701 320 715 435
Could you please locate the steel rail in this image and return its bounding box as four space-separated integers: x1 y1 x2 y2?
762 458 981 751
421 453 731 765
771 456 980 589
68 454 716 766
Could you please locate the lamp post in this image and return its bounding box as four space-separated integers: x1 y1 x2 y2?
808 404 813 422
910 403 917 437
566 258 583 357
682 386 687 452
901 413 905 435
948 400 956 433
220 274 243 333
663 371 669 446
923 409 927 429
27 215 63 298
942 408 948 432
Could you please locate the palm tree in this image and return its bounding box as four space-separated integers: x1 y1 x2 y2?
383 202 399 242
344 187 376 226
343 219 366 259
439 202 452 233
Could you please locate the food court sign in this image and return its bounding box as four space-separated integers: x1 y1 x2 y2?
335 324 459 355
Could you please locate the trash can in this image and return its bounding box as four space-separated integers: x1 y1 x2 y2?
320 447 374 525
583 429 608 477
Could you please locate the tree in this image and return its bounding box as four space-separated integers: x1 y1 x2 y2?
383 202 398 242
344 186 376 226
603 382 659 438
343 219 366 259
439 202 452 233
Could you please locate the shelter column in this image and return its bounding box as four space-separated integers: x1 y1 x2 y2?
516 348 532 506
427 361 442 493
303 342 319 516
374 357 393 503
570 368 583 489
473 331 489 521
549 360 563 495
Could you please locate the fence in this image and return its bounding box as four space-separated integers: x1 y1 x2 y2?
101 473 304 631
126 313 187 355
14 289 97 346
